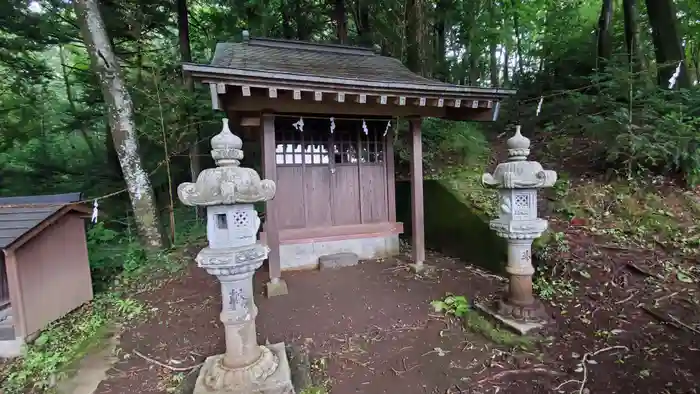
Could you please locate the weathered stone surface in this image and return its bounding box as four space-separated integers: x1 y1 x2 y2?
474 302 547 336
178 118 276 206
193 343 294 394
266 279 289 298
408 262 433 274
178 119 293 394
177 366 202 394
479 125 558 328
286 344 312 390
318 252 359 270
279 234 399 271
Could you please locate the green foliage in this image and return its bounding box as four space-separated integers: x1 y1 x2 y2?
87 221 147 290
533 231 569 262
1 293 145 394
431 294 470 317
396 118 489 170
540 62 700 185
431 294 533 349
533 268 577 300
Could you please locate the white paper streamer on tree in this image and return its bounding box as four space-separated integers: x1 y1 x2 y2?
293 117 304 132
362 119 368 135
91 199 99 223
383 120 391 136
668 62 682 89
536 97 544 116
330 117 336 134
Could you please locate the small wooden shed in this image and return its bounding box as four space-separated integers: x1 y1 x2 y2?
183 34 515 285
0 193 93 357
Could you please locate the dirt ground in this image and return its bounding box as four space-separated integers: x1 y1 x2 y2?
91 237 700 394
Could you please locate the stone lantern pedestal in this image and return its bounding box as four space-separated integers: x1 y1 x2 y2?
476 126 557 335
178 119 294 394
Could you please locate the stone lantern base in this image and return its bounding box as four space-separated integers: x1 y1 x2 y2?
193 342 294 394
474 295 550 336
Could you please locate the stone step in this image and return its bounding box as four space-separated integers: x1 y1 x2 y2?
319 252 359 270
0 324 15 341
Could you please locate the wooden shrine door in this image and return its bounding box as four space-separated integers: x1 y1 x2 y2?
273 118 389 231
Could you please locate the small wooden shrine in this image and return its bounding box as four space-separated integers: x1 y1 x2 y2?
183 32 515 292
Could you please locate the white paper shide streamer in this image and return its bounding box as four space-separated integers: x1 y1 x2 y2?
329 117 336 134
536 97 544 116
91 199 99 223
361 119 368 135
383 120 391 137
668 62 682 89
293 117 304 132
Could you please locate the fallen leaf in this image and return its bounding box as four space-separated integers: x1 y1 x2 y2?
676 271 694 283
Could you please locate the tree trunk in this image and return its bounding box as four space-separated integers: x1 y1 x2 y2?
510 0 524 82
405 0 420 73
463 1 481 85
105 123 123 180
692 43 700 84
356 0 372 47
74 0 164 251
503 46 510 86
334 0 347 44
645 0 690 88
177 0 203 219
294 2 310 40
434 0 448 81
468 45 480 85
488 0 500 87
596 0 614 71
622 0 638 66
281 1 294 39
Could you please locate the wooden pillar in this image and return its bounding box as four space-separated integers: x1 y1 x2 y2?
261 114 282 283
409 118 425 268
3 250 26 339
385 126 397 223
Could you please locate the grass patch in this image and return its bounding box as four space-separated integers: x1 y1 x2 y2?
431 294 534 350
434 159 498 219
0 293 145 393
462 309 534 349
554 179 700 254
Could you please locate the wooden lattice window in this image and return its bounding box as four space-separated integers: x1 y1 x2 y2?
359 122 385 165
274 118 386 166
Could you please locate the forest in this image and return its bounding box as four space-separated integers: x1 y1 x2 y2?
1 0 700 393
1 0 698 250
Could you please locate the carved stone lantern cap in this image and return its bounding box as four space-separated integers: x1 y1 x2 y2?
176 118 276 206
482 125 557 190
507 125 530 160
211 118 244 167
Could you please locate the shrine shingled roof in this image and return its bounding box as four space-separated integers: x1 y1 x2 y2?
209 38 458 87
183 34 515 121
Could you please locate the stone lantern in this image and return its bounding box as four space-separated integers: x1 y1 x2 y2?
478 125 557 334
178 119 294 394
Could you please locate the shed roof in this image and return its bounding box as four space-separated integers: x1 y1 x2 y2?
0 192 82 206
0 193 89 251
